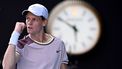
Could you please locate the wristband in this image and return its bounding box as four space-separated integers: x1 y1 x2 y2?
9 31 20 46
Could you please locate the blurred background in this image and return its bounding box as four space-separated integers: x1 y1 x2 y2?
0 0 121 69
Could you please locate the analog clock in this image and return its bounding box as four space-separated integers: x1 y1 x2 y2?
47 0 101 55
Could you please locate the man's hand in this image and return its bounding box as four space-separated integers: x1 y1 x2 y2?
9 22 26 46
14 22 26 34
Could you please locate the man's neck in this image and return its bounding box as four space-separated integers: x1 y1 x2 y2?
29 31 47 43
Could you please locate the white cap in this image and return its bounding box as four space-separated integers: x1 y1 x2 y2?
22 3 48 19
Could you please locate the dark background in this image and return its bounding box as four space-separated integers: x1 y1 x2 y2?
0 0 121 69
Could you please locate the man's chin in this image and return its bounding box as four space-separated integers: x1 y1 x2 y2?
27 31 32 34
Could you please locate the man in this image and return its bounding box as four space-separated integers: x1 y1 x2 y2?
2 3 68 69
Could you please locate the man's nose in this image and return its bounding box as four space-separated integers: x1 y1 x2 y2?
27 20 33 25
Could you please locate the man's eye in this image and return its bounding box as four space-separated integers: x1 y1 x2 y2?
33 18 36 21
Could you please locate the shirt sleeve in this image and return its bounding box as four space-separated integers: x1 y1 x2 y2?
16 40 23 55
60 41 69 64
16 37 27 55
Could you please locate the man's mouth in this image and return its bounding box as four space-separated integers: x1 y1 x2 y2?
28 26 32 29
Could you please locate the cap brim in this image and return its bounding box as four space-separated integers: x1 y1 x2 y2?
22 10 29 17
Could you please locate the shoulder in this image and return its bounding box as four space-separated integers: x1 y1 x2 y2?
54 36 62 42
53 37 65 46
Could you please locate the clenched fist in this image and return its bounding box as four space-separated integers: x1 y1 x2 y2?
14 22 26 34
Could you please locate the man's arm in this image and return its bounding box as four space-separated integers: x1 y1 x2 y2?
2 45 20 69
2 22 25 69
60 64 68 69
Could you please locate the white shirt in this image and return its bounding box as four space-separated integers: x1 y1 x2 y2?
16 35 68 69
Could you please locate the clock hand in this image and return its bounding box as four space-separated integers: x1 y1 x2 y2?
57 17 78 32
57 17 78 42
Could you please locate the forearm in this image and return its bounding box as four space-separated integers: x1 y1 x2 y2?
60 64 68 69
2 45 16 69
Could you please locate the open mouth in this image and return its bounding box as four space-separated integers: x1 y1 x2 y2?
27 26 32 29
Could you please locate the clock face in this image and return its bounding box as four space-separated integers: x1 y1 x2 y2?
47 1 101 55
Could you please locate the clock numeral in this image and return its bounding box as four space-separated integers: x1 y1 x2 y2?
88 36 93 40
82 10 86 16
81 42 86 48
71 6 78 16
88 18 93 22
64 10 68 16
73 44 76 51
90 27 96 31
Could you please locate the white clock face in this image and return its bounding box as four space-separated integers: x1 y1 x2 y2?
48 1 101 55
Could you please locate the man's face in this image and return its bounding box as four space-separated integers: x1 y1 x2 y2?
26 12 45 35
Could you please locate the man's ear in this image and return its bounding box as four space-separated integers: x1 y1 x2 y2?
43 20 48 26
